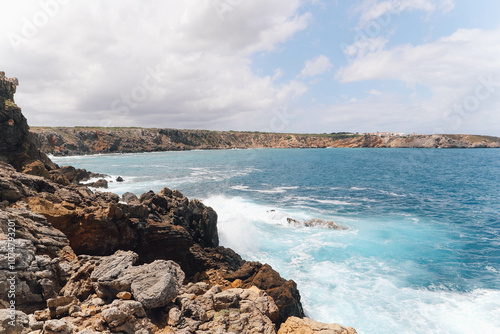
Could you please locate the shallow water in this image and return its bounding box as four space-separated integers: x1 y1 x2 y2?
53 148 500 333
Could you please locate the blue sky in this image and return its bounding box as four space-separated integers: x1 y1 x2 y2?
1 1 499 135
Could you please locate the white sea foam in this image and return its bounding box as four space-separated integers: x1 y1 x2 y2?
230 185 298 194
203 194 500 334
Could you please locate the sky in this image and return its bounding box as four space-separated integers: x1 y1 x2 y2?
1 0 499 135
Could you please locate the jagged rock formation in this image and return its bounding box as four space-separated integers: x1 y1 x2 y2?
31 127 500 156
1 71 356 333
0 72 55 171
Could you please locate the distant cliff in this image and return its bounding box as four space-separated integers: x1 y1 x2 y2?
30 127 500 155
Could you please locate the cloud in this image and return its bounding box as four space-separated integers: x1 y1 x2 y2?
0 0 310 130
299 55 333 78
334 27 500 135
353 0 455 28
367 89 382 95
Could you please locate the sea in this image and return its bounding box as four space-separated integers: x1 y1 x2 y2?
52 148 500 334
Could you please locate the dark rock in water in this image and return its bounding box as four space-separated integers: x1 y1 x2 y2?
116 176 124 182
287 217 347 230
286 218 301 227
90 179 108 189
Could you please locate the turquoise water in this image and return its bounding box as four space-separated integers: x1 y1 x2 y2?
53 148 500 333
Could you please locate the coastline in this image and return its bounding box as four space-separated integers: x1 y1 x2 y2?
30 127 500 156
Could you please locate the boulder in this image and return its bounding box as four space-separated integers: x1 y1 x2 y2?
89 178 108 188
0 309 30 334
128 260 185 309
122 192 139 203
91 251 185 309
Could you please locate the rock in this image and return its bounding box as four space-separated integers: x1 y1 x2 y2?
116 176 124 182
0 208 75 313
100 299 153 333
0 309 30 334
117 291 132 300
287 217 348 230
170 285 278 334
91 250 138 282
122 192 138 203
29 313 44 330
90 251 184 309
0 73 55 171
101 306 128 327
23 160 50 179
59 261 95 300
43 318 73 334
167 307 182 326
129 260 185 309
89 179 108 188
90 250 138 299
213 289 242 310
224 262 304 326
47 296 78 318
278 316 358 334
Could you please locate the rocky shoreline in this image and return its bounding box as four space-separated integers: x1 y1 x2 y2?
1 74 359 333
30 127 500 156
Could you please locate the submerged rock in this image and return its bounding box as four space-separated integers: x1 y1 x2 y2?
287 217 348 230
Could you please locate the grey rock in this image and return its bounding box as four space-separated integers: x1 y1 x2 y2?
122 192 138 203
0 309 30 334
129 260 185 309
43 318 73 334
47 296 78 318
102 306 128 328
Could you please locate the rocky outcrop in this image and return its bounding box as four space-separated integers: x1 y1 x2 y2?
278 316 358 334
0 73 55 171
31 126 500 155
0 161 307 328
0 205 78 318
0 72 18 101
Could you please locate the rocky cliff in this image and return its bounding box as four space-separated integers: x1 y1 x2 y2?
1 72 356 333
0 72 55 170
30 127 500 156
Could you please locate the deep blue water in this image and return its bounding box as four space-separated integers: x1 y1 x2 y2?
53 148 500 333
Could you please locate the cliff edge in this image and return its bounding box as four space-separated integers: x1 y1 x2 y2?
31 127 500 156
0 72 55 171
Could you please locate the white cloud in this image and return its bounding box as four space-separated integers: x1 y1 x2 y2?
367 89 382 95
335 27 500 135
354 0 455 28
0 0 310 130
299 55 333 78
343 36 389 58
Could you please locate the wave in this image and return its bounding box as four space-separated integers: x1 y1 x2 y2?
230 185 298 194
